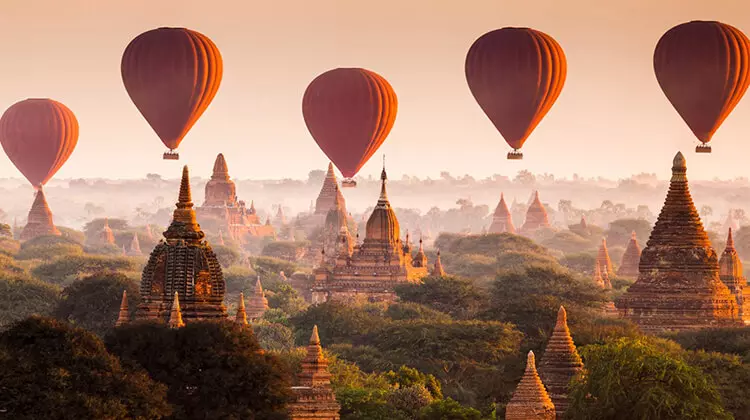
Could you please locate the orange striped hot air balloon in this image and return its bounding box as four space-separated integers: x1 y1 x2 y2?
302 68 397 187
121 27 223 160
465 27 567 160
0 99 78 189
654 21 750 153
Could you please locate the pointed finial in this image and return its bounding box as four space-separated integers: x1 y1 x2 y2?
178 166 192 205
727 228 735 249
673 151 686 169
310 325 321 345
556 306 568 328
631 230 637 240
526 350 536 371
235 292 248 325
115 290 129 327
168 291 185 329
255 276 264 294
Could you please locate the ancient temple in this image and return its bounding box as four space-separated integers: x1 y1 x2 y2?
521 191 550 233
274 206 287 227
168 291 185 329
319 193 351 264
20 188 60 241
592 262 606 288
311 167 428 303
412 239 428 268
597 238 614 279
616 152 740 332
617 231 641 278
137 166 227 323
96 218 115 245
235 292 249 325
538 306 583 418
718 229 750 324
195 154 275 242
505 351 556 420
431 251 446 277
247 277 269 320
316 163 346 216
289 326 341 420
115 290 129 327
488 193 516 234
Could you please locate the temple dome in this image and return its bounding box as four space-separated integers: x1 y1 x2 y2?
365 168 400 245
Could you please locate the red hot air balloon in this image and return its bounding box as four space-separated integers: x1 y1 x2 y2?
0 99 78 189
465 27 567 160
654 21 750 153
121 27 223 160
302 68 398 187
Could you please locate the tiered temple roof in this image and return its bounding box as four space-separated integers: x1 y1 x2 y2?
521 191 550 233
311 166 428 303
128 232 142 256
538 306 583 418
617 231 641 278
137 166 227 323
20 188 60 241
488 193 516 234
315 163 346 216
719 229 750 324
616 153 740 332
505 351 556 420
247 277 269 321
597 238 613 279
289 326 341 420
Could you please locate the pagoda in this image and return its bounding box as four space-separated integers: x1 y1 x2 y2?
289 326 341 420
128 232 142 256
431 251 446 277
521 191 550 233
319 192 352 264
311 166 428 303
315 163 346 216
96 218 115 245
617 231 641 278
20 188 60 241
195 154 275 242
235 292 249 325
597 238 614 279
616 152 740 332
488 193 515 234
718 229 750 324
247 277 269 320
136 166 227 323
115 290 129 327
538 306 583 418
505 351 556 420
592 262 606 288
412 239 428 268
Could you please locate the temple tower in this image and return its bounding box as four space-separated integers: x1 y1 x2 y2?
20 188 60 241
431 251 446 277
617 231 641 278
315 163 346 216
137 166 227 323
521 191 550 233
489 193 516 234
538 307 583 418
203 153 236 207
412 239 428 268
235 292 249 326
247 277 269 321
128 233 142 256
505 351 556 420
616 152 740 332
97 218 115 245
719 228 750 324
597 238 613 279
115 290 129 327
289 326 341 420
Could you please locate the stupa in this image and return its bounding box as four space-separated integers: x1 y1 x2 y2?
592 261 606 288
115 290 129 327
96 218 115 245
596 238 613 279
311 166 428 303
616 152 740 332
718 229 750 324
195 154 275 242
247 277 269 320
136 166 227 323
431 250 446 277
412 239 428 268
488 193 516 234
538 306 583 418
617 231 641 278
315 163 346 216
505 351 556 420
20 188 60 241
235 292 249 326
521 191 550 233
128 232 142 256
289 326 341 419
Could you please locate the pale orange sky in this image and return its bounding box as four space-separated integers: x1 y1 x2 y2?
0 0 749 182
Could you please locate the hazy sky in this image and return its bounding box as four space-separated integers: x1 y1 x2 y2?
1 0 749 182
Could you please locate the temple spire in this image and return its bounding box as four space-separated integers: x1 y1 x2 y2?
378 163 389 202
211 153 230 181
129 232 142 255
247 276 269 320
538 306 583 417
597 238 613 278
163 166 204 241
298 325 332 387
489 192 516 234
168 291 185 329
235 292 248 325
432 250 446 277
115 290 129 327
505 351 556 420
20 187 60 241
617 231 641 278
592 261 605 288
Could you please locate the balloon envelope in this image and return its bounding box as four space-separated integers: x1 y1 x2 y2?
654 21 750 146
465 27 566 154
121 27 223 151
0 99 78 188
302 68 398 179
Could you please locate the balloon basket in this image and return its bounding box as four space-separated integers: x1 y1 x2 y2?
341 179 357 188
695 144 711 153
507 150 523 160
163 151 180 160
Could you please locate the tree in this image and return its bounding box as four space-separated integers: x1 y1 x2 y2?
559 252 598 275
54 272 141 336
16 242 84 261
266 283 307 316
253 321 295 351
262 241 308 261
683 350 750 419
395 276 485 319
307 169 326 186
0 273 60 328
385 302 452 322
252 256 299 277
567 338 731 420
605 218 652 248
106 320 292 419
670 327 750 362
211 244 241 267
700 205 714 223
0 317 170 419
31 255 136 285
418 398 483 420
224 265 257 295
84 218 129 238
290 301 387 346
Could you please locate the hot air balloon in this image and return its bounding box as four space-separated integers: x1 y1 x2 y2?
0 99 78 189
654 21 750 153
121 27 223 160
465 27 567 160
302 68 398 187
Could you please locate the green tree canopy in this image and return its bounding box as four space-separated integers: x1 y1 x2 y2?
106 320 292 419
16 241 84 261
291 301 387 345
54 271 141 336
385 302 452 322
0 317 170 419
32 254 136 285
211 244 242 268
605 218 652 248
395 276 485 319
0 273 60 328
567 338 731 420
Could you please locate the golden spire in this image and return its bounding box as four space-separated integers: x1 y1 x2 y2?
164 166 204 241
298 325 332 388
432 250 446 277
130 232 141 255
21 186 60 240
593 261 605 288
505 351 556 420
168 291 185 329
538 306 583 418
597 237 613 278
211 153 230 180
235 292 248 325
378 156 388 203
115 290 129 327
310 325 321 345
